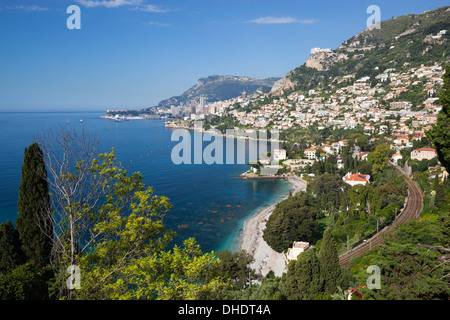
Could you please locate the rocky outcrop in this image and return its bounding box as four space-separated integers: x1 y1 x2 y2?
269 76 294 95
155 75 279 108
305 51 348 71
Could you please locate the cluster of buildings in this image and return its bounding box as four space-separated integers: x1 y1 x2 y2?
248 63 446 180
164 92 254 121
164 63 444 137
163 61 446 181
164 64 443 135
169 99 233 120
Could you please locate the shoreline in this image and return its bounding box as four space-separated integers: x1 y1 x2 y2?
238 174 307 278
165 121 286 143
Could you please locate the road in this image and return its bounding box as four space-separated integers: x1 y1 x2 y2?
339 164 424 267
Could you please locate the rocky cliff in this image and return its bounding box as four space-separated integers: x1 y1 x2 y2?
304 51 348 71
269 76 295 95
273 5 449 93
153 75 279 108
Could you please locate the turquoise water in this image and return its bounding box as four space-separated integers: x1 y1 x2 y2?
0 112 291 253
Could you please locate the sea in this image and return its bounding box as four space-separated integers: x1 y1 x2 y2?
0 112 292 253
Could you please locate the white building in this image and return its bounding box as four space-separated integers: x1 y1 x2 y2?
273 149 287 162
310 48 332 54
392 153 403 165
343 172 370 186
285 241 310 262
410 148 437 161
304 148 317 160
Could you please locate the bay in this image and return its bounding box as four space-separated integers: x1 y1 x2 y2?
0 112 291 253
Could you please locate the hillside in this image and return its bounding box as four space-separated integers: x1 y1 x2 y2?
152 75 279 109
276 6 449 93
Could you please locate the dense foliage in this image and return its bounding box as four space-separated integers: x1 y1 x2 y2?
350 215 450 299
318 228 344 294
263 162 407 255
427 65 450 172
0 145 259 300
281 248 323 299
262 192 322 253
290 7 449 90
16 143 53 267
0 144 54 299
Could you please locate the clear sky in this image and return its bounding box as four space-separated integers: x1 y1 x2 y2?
0 0 448 111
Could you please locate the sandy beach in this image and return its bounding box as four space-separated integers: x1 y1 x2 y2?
239 175 307 278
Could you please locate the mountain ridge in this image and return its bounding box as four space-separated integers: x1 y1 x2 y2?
272 5 449 94
150 75 280 109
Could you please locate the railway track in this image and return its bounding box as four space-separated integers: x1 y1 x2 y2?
339 164 424 267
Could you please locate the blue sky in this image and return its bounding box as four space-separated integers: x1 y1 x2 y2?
0 0 448 111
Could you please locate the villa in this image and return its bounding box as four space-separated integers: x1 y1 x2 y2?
392 153 403 164
304 148 316 160
284 241 310 262
273 149 287 162
343 172 371 186
410 148 437 161
357 151 370 161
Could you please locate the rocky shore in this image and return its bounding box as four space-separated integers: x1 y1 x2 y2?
239 174 307 278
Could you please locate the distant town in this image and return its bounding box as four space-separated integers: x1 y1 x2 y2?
104 57 447 181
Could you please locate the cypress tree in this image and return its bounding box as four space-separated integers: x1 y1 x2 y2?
427 65 450 172
16 143 53 267
299 248 323 299
319 227 343 294
281 248 323 300
437 211 450 248
433 174 446 209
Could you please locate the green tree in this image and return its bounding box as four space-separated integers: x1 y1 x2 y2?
433 174 446 209
437 211 450 248
351 219 450 300
347 184 371 220
215 250 256 290
248 271 282 300
319 228 343 294
356 135 370 152
40 149 230 300
427 65 450 172
263 196 320 253
75 238 230 300
362 243 450 300
16 143 53 267
59 149 174 299
281 248 323 300
368 143 390 175
307 174 349 209
0 221 24 273
0 263 54 300
228 271 282 300
35 127 235 300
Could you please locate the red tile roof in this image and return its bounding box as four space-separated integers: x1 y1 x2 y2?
416 148 436 152
344 173 370 182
